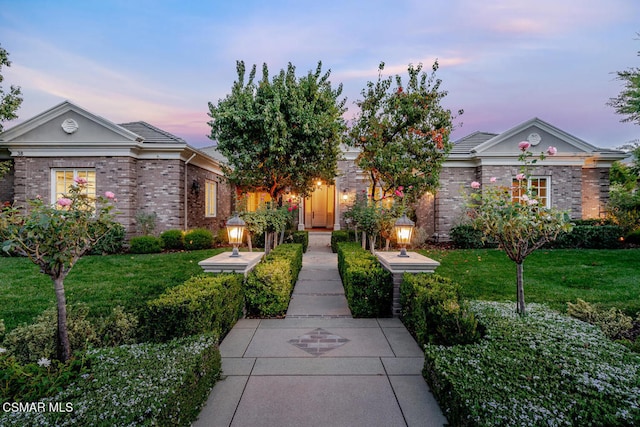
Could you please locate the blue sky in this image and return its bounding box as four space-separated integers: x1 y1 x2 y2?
1 0 639 148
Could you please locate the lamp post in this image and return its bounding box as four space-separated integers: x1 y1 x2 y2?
394 214 415 257
226 213 246 257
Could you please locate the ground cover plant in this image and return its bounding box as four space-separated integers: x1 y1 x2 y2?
419 248 640 316
0 249 223 332
423 301 640 426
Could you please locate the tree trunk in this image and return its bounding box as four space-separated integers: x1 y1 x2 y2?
279 228 285 245
361 231 367 249
53 276 71 362
385 238 390 251
516 262 526 316
264 233 271 256
369 234 377 254
247 232 253 252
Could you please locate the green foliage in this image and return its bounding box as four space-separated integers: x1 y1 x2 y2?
567 298 633 340
291 230 309 253
423 301 640 426
245 243 303 317
2 304 98 364
145 274 244 342
160 229 185 250
0 352 90 403
331 230 351 253
0 44 23 132
548 225 624 249
607 36 640 125
0 160 11 181
135 210 157 236
400 273 480 347
209 60 346 200
90 222 125 254
129 235 164 254
97 306 139 347
184 228 214 250
607 183 640 234
0 335 222 426
347 61 459 202
449 224 486 249
626 228 640 244
337 242 392 317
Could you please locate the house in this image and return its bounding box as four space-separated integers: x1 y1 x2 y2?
0 102 626 242
0 101 232 237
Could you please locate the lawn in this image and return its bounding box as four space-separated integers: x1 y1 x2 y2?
0 249 223 332
418 248 640 316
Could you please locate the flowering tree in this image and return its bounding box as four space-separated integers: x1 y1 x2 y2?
466 142 572 315
0 179 118 361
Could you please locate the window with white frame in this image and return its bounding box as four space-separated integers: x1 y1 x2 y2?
511 176 550 208
51 169 96 205
205 180 217 217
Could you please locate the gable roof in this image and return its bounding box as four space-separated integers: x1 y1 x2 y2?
119 121 186 145
451 131 497 154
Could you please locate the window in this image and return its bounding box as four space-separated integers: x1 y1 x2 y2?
244 192 272 212
512 176 550 208
51 169 96 205
205 180 217 217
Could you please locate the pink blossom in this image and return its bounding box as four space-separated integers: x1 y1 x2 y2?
408 185 413 189
105 191 115 199
527 198 539 205
292 205 298 210
546 146 557 156
397 186 404 191
74 176 88 185
394 190 404 197
521 194 530 202
57 198 72 207
518 141 531 151
490 177 497 183
471 181 481 189
515 173 526 181
287 207 292 212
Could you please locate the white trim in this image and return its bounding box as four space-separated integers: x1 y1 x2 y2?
512 175 551 209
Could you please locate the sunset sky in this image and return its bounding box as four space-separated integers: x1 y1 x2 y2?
1 0 639 148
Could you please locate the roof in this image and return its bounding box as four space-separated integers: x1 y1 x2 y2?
199 145 228 164
119 121 186 144
451 131 497 154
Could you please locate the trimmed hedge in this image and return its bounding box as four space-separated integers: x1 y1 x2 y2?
184 228 214 250
331 230 351 253
547 225 624 249
245 243 303 317
400 273 480 347
450 224 485 249
129 235 163 254
337 242 392 317
91 222 125 254
144 274 244 342
160 229 185 250
292 230 309 253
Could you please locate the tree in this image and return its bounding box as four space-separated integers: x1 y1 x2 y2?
0 44 23 180
0 181 118 361
607 34 640 125
208 61 346 201
348 61 462 202
466 142 572 315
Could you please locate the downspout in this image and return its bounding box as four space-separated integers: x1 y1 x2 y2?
184 152 197 231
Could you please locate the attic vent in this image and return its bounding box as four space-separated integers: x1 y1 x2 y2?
61 119 79 134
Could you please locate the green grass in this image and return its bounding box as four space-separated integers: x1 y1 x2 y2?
0 249 223 332
418 248 640 316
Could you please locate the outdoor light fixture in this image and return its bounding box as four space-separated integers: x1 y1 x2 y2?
394 214 415 257
342 189 349 201
317 180 322 187
226 213 246 257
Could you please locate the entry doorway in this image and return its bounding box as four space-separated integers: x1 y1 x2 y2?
304 184 335 228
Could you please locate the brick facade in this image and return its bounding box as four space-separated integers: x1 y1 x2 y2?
581 167 610 219
0 160 14 203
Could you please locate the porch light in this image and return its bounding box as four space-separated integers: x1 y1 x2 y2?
226 213 246 257
394 214 415 257
316 180 322 187
342 189 349 201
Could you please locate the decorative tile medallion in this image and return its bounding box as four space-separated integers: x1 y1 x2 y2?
288 328 349 356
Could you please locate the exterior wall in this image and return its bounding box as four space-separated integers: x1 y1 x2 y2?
10 156 139 236
136 159 183 233
414 191 436 237
0 160 14 203
581 167 610 219
185 163 233 234
433 166 478 240
335 158 369 229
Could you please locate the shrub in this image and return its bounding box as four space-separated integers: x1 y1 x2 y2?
90 222 125 254
215 227 228 246
292 230 309 253
129 235 164 254
449 224 485 249
0 335 222 427
400 273 480 347
135 210 157 235
626 228 640 244
245 243 303 317
145 274 244 342
547 225 624 249
423 301 640 426
97 306 139 347
160 229 184 250
2 304 99 364
331 230 350 253
337 242 392 317
184 228 214 250
567 298 633 340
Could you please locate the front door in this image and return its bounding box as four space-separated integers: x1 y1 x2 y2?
311 185 328 227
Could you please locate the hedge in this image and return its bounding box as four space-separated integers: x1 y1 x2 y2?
144 273 244 342
547 225 624 249
331 230 351 253
337 242 392 317
292 230 309 253
400 273 480 347
129 235 164 254
184 228 214 250
160 229 185 250
245 243 303 317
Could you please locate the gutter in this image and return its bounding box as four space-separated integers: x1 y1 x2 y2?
184 152 197 231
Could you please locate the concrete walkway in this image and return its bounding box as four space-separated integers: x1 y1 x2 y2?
193 233 447 427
